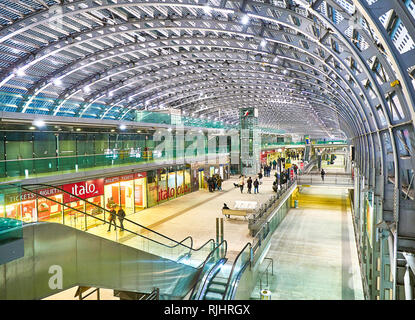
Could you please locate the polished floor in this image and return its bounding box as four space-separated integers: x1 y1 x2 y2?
251 165 364 300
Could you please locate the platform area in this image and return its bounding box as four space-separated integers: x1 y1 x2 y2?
251 184 364 300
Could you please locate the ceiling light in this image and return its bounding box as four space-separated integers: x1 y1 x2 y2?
16 68 25 77
241 15 250 25
53 78 62 86
119 124 127 130
260 39 267 47
76 128 81 132
33 120 45 128
29 126 36 130
111 129 115 132
83 86 91 93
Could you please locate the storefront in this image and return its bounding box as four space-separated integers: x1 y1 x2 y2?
0 162 228 226
104 174 136 215
3 192 36 223
134 172 147 212
37 187 63 224
62 179 105 231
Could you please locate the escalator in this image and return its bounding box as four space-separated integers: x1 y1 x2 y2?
0 183 227 300
191 243 252 300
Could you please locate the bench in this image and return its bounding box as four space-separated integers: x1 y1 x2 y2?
222 209 249 220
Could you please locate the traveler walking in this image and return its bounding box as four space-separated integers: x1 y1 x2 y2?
247 177 253 194
117 206 126 231
217 176 223 191
253 179 259 194
107 207 117 232
239 175 245 193
258 171 263 184
321 169 326 181
273 159 277 170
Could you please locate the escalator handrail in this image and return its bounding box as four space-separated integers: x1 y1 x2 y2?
15 183 215 253
222 242 252 300
195 258 228 300
189 240 227 299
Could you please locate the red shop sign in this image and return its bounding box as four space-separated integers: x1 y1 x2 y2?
120 173 135 181
63 179 104 203
104 176 120 185
5 192 36 204
37 187 62 198
135 172 147 179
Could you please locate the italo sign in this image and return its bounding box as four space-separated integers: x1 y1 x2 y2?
62 179 104 203
157 184 190 201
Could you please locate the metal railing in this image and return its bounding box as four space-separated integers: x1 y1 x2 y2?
16 183 217 268
259 258 274 291
248 177 297 236
297 173 354 186
222 242 252 300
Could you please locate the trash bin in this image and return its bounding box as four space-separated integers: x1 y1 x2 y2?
260 289 271 300
294 200 299 208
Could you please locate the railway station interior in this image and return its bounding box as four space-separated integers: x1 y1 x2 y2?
0 0 415 302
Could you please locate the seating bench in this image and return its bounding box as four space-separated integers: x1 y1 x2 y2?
222 209 248 219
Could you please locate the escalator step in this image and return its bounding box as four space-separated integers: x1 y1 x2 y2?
211 277 228 286
207 283 226 294
204 292 224 300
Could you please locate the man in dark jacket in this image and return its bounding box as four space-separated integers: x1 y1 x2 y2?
247 177 253 194
253 179 260 194
117 206 126 231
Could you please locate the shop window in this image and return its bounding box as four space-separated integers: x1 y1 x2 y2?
134 173 147 212
147 170 158 208
63 199 85 230
120 179 134 215
37 190 63 224
85 195 104 230
5 192 36 222
168 169 176 200
157 168 168 203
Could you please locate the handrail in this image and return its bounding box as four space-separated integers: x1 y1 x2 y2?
222 242 252 300
259 257 274 290
189 240 228 299
15 183 215 254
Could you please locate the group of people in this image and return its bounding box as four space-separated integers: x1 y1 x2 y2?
237 175 260 194
106 204 126 232
207 174 223 192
